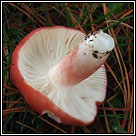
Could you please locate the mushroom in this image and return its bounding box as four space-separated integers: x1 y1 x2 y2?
11 26 115 126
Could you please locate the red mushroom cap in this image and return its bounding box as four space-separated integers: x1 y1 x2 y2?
11 26 114 126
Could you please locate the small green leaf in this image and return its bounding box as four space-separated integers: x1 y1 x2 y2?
3 112 16 130
112 125 128 133
21 105 29 133
108 3 125 15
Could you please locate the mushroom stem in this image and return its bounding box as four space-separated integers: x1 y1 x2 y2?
48 30 114 86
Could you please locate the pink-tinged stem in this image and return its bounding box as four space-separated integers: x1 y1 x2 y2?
48 30 115 86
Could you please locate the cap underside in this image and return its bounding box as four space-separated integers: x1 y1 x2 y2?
18 27 107 123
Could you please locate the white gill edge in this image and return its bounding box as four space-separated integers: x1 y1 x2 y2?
42 110 62 123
